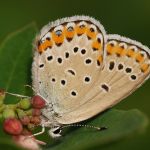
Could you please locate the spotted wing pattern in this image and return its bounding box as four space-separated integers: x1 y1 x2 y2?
56 34 150 124
32 16 150 125
32 16 106 116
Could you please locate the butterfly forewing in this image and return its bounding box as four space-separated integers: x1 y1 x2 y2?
56 34 150 124
32 16 106 115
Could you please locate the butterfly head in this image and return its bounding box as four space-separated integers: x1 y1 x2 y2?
48 126 62 138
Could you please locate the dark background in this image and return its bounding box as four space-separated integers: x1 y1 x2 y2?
0 0 150 149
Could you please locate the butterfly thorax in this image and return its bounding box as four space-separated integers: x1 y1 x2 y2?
41 102 60 127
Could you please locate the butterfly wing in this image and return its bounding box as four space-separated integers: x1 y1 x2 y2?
56 34 150 124
32 16 106 116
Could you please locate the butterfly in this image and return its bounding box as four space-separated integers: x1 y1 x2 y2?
32 16 150 138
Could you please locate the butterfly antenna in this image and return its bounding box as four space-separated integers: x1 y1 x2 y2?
60 124 107 131
24 84 36 93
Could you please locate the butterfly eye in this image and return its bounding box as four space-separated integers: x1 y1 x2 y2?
55 30 62 36
53 128 61 134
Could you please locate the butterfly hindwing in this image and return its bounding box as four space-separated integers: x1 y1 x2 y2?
56 34 150 124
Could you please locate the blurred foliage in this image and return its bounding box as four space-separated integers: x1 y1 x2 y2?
0 23 148 150
0 0 150 149
45 109 148 150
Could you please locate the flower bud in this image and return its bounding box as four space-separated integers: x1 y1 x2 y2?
25 109 32 116
16 109 26 119
0 114 3 120
21 128 32 136
0 105 5 113
3 118 23 135
12 135 44 150
8 104 17 110
30 116 41 125
3 108 16 119
18 98 31 110
27 123 35 131
20 116 30 125
31 96 46 109
32 108 41 116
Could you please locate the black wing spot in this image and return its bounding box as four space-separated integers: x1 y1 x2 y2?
55 30 62 36
118 64 124 70
79 24 85 28
67 70 76 76
97 60 101 66
90 27 95 32
130 75 137 80
109 61 115 70
97 38 101 43
47 56 53 61
84 76 90 83
61 80 66 85
65 52 69 58
73 47 79 53
46 37 51 41
125 67 132 73
85 58 92 64
57 57 63 64
81 49 86 55
101 84 109 92
67 26 74 31
39 64 44 68
71 91 77 96
51 78 56 82
66 37 73 42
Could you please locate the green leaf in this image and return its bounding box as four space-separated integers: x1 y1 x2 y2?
0 23 37 149
0 139 23 150
0 24 148 150
0 23 37 103
44 109 148 150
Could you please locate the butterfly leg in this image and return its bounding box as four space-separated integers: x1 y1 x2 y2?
28 124 46 138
